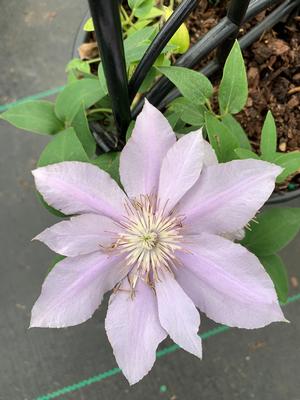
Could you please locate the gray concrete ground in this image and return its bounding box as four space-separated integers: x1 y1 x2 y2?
0 1 300 399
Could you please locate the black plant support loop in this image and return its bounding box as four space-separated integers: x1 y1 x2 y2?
88 0 131 145
216 0 251 65
128 0 198 102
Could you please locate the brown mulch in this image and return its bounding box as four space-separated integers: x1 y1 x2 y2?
187 1 300 154
187 0 300 190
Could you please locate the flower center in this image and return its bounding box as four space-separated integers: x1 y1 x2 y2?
114 195 184 287
141 231 159 250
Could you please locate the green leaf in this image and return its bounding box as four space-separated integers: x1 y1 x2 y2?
83 17 94 31
138 67 157 93
93 152 120 184
158 66 213 105
98 64 108 95
164 111 182 130
126 20 152 37
274 151 300 183
55 79 105 123
1 100 64 135
218 40 248 114
221 114 251 150
138 6 163 19
260 111 277 161
169 97 206 126
126 120 135 141
71 104 96 158
241 207 300 256
164 6 190 54
66 58 91 74
124 26 157 49
128 0 154 17
38 127 89 167
205 113 239 162
154 53 171 67
235 148 260 160
259 254 289 303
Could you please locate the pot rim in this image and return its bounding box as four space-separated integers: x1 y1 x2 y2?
72 12 300 205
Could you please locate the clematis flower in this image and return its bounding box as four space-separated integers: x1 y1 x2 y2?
31 100 286 384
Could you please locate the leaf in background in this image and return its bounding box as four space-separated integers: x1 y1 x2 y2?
93 152 121 184
158 66 213 105
260 111 277 161
126 120 135 141
205 113 239 162
66 59 92 84
138 67 157 93
55 79 105 123
164 111 183 130
235 148 260 160
218 40 248 114
163 6 190 54
128 0 154 18
124 26 157 49
125 42 174 65
241 207 300 256
126 19 153 36
169 97 205 126
259 254 289 303
138 6 163 19
66 58 91 74
98 64 108 95
37 127 89 167
221 114 251 150
154 53 171 67
1 101 64 135
274 151 300 183
83 17 94 32
71 103 96 158
36 127 88 216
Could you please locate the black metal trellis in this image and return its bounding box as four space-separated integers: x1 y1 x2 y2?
86 0 300 142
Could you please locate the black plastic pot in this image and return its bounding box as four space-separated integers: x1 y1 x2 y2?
72 13 300 205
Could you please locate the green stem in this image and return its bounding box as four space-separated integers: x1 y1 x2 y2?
87 108 113 115
120 5 135 27
205 99 213 113
87 57 101 64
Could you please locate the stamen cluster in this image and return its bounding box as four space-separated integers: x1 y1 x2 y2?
115 196 184 287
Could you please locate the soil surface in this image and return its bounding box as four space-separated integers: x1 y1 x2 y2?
187 0 300 191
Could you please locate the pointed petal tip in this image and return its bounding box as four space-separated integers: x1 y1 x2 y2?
271 163 284 177
188 338 203 359
125 369 149 386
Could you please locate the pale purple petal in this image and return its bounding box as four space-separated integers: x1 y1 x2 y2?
34 214 119 257
30 253 127 328
158 132 204 213
156 271 202 358
105 279 167 385
179 159 282 235
189 128 218 166
202 139 218 166
176 233 286 328
120 99 176 198
32 161 127 220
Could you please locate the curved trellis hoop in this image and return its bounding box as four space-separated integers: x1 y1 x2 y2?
87 0 300 144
